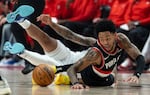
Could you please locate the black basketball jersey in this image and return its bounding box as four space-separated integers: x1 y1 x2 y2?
92 40 123 77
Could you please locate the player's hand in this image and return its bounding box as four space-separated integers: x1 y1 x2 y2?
125 75 139 84
71 83 89 89
37 14 52 25
127 21 136 30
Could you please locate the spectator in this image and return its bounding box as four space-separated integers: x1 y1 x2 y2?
58 0 100 51
42 0 100 51
0 0 13 60
117 0 150 70
108 0 130 27
118 0 150 50
43 0 71 19
100 0 115 8
83 0 130 39
42 0 71 40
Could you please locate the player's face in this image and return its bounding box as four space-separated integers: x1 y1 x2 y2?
98 31 116 51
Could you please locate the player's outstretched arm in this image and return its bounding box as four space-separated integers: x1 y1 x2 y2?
117 33 141 60
37 14 96 46
117 33 145 83
67 48 101 89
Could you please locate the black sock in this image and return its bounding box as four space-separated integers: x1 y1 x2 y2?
56 64 73 73
0 76 2 80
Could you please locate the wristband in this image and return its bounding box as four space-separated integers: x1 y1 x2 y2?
134 72 141 78
134 55 145 77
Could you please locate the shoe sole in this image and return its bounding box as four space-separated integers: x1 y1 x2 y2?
3 42 25 54
10 43 25 54
3 41 12 51
7 5 34 23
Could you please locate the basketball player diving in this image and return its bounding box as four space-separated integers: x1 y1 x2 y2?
4 5 145 89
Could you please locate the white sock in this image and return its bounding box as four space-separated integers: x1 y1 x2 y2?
18 50 60 66
18 20 31 29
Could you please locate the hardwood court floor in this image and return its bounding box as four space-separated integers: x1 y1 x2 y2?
0 67 150 95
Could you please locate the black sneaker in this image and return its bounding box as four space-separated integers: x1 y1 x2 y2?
0 76 11 95
21 61 36 74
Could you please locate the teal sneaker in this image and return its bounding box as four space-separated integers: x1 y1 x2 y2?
6 5 34 23
10 43 25 54
3 41 25 54
3 41 12 51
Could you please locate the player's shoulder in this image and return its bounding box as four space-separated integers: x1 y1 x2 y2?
116 33 131 49
117 33 129 42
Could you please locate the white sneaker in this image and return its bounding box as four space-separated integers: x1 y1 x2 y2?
0 76 11 95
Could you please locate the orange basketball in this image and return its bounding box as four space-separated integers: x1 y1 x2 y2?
32 64 55 87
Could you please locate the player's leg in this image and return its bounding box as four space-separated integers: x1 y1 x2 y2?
19 21 57 53
5 5 72 66
0 75 11 95
3 41 62 66
6 5 57 53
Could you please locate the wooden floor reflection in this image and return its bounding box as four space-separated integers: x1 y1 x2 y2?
0 67 150 95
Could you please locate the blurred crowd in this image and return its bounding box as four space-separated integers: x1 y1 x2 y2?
0 0 149 72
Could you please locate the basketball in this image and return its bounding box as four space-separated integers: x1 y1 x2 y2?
32 64 55 87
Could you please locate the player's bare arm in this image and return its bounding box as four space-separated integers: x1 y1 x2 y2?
117 33 141 60
37 14 96 46
117 33 145 84
67 48 101 89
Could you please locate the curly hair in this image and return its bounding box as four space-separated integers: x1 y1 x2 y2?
94 19 116 37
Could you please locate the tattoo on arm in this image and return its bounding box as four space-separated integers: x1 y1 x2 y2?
118 33 141 60
50 23 96 46
67 48 100 84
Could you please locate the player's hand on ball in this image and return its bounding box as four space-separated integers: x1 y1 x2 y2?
71 83 89 89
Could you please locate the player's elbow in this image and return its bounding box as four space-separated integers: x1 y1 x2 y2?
67 66 77 76
67 67 71 76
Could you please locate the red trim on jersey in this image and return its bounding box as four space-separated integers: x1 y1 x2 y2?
92 47 112 75
92 47 105 69
93 67 112 74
